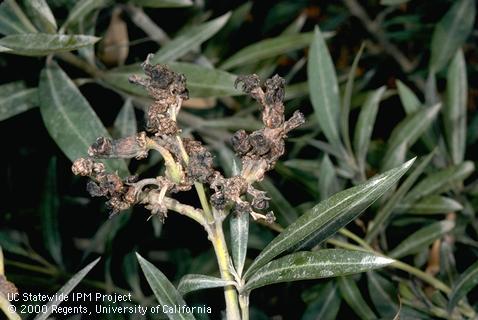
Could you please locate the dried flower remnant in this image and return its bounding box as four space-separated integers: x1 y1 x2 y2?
72 56 303 224
233 75 305 177
208 74 305 221
128 54 188 136
0 275 18 297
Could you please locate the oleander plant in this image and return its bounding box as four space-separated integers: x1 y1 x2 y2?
0 0 478 319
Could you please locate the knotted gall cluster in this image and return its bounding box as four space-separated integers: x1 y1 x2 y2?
129 54 188 136
72 56 304 224
72 158 137 216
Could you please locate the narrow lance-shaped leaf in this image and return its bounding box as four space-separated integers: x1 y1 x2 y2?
448 260 478 312
396 80 421 115
178 274 235 296
136 253 195 320
396 195 463 214
0 232 29 257
380 0 411 5
40 157 62 267
244 250 394 292
39 62 128 175
114 99 137 138
61 0 108 30
382 103 441 170
342 43 365 154
24 0 57 33
34 258 100 320
0 292 21 320
151 12 230 64
308 26 342 150
258 178 299 226
244 159 414 279
0 82 37 121
444 49 467 165
367 272 399 318
129 0 193 8
354 86 385 170
366 152 435 242
318 154 338 201
0 0 37 35
404 161 474 203
220 32 322 70
302 281 341 320
388 220 454 259
102 63 242 98
429 0 475 72
338 276 377 320
230 212 249 276
0 34 100 56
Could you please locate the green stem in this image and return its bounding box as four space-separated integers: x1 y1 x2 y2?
162 197 206 226
239 294 249 320
339 228 374 251
55 52 102 78
209 223 241 320
327 239 451 293
194 182 214 223
174 135 215 223
0 295 21 320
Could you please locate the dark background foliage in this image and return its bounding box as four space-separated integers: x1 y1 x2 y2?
1 0 478 319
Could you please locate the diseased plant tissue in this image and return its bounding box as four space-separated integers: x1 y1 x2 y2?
72 54 304 223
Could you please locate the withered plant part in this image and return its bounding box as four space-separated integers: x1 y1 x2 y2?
0 275 18 297
71 56 303 319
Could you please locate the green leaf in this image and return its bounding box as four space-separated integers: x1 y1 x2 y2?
397 195 463 214
448 261 478 312
429 0 475 72
114 99 137 138
342 44 365 154
0 232 29 257
367 272 399 318
129 0 193 8
308 26 342 149
244 250 394 292
444 49 467 165
0 33 100 56
103 63 241 98
301 282 341 320
136 253 195 320
338 276 377 320
388 220 454 259
230 212 249 276
404 161 474 203
380 0 411 5
0 0 37 35
220 32 318 70
24 0 57 33
354 86 385 170
396 80 421 115
61 0 108 30
177 274 235 296
258 178 299 226
0 82 37 121
39 63 128 175
318 154 338 201
40 157 62 267
170 62 241 97
366 152 435 242
244 159 414 279
382 103 441 170
151 12 230 64
33 258 100 320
